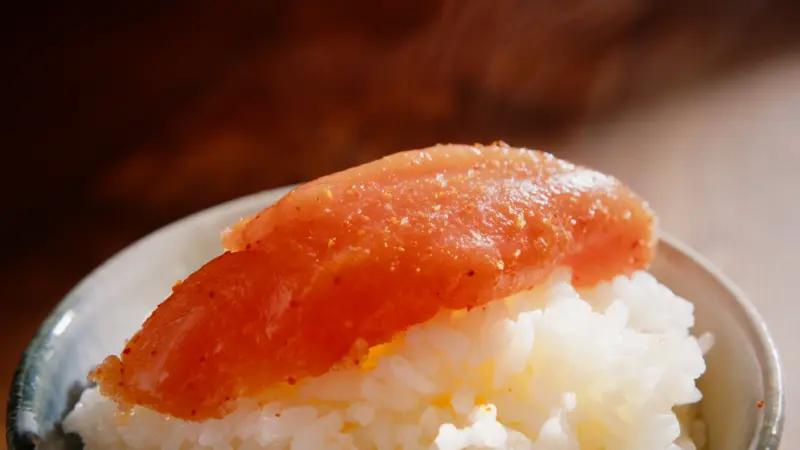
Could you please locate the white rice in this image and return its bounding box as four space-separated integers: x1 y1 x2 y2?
63 269 712 450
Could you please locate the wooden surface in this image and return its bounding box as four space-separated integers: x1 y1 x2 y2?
3 2 800 447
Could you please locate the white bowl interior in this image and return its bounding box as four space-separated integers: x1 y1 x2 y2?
651 242 781 449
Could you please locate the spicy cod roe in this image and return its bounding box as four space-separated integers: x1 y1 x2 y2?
91 142 656 421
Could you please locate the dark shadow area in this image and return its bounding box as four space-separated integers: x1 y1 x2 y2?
35 382 88 450
7 379 88 450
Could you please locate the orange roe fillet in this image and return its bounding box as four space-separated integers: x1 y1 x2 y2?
91 142 656 421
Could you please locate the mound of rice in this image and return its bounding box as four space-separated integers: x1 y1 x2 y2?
63 269 712 450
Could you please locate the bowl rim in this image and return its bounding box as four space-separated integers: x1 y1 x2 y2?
662 237 785 449
5 187 786 450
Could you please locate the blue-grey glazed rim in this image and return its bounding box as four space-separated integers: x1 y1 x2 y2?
6 187 785 449
5 187 292 450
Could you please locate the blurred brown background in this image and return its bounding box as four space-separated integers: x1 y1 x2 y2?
3 0 800 445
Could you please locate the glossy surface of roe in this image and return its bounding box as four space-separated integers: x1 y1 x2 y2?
91 143 656 420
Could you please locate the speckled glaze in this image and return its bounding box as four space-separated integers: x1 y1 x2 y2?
7 186 783 450
92 144 656 421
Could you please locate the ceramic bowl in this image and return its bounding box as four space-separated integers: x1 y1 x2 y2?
6 187 785 449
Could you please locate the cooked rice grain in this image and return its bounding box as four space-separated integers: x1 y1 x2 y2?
64 270 710 450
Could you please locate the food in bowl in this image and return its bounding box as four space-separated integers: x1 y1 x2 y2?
63 143 713 449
